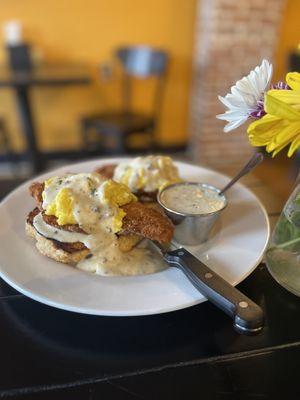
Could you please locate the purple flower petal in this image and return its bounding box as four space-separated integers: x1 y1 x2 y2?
250 99 266 119
271 81 290 90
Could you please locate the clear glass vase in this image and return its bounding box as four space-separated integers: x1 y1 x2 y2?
266 178 300 295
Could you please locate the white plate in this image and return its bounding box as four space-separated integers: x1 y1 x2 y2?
0 158 270 316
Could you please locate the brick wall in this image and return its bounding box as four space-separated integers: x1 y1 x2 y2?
189 0 286 166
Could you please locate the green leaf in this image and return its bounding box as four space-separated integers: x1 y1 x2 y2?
274 213 300 251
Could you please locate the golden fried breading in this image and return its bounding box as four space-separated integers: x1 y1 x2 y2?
42 213 86 234
29 182 44 209
117 233 143 252
95 164 116 179
122 202 173 243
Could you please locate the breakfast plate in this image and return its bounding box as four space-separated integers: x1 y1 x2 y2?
0 158 270 316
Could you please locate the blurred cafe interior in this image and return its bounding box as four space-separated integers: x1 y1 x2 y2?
0 0 299 205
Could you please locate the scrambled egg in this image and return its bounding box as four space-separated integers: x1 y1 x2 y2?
42 173 136 233
44 187 76 225
100 180 137 206
113 155 181 193
99 180 137 232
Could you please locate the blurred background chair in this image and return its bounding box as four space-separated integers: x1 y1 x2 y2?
81 46 168 155
6 43 32 73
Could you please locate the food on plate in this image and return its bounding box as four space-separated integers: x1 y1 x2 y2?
26 173 174 276
96 155 181 201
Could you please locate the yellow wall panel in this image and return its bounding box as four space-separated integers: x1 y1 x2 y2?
0 0 197 151
274 0 300 80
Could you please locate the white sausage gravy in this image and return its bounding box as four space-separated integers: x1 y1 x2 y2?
159 183 226 215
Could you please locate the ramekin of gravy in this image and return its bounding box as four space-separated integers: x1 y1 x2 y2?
158 182 227 245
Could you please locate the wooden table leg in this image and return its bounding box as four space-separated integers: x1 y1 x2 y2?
15 86 44 173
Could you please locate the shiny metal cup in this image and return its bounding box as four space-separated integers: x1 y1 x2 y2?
158 182 227 246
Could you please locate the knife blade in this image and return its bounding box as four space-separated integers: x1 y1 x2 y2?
152 241 264 335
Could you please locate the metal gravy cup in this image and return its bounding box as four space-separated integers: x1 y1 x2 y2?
157 182 227 246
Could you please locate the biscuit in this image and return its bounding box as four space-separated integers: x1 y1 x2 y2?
25 219 90 265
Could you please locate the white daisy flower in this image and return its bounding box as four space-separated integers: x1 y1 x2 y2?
216 59 273 132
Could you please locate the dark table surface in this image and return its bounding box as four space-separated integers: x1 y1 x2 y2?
0 64 91 86
0 175 299 399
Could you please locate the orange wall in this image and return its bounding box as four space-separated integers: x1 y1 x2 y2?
0 0 197 152
274 0 300 80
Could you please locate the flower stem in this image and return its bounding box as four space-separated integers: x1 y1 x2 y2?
272 236 300 250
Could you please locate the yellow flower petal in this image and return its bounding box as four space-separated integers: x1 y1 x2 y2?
268 142 287 157
286 72 300 91
273 121 300 144
247 115 285 144
247 114 279 134
288 135 300 157
248 113 300 157
266 122 299 151
265 91 300 121
267 89 300 106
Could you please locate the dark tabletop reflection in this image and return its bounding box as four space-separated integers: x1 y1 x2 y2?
1 295 230 372
1 253 300 393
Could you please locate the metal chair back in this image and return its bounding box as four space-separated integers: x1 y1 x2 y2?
115 46 169 116
116 46 168 77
